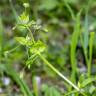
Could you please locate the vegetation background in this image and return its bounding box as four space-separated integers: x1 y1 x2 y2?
0 0 96 96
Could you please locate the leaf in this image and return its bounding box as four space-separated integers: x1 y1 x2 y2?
19 11 29 24
0 15 3 44
27 20 36 27
80 77 96 88
45 86 61 96
62 0 79 4
89 32 95 63
89 85 96 94
15 37 27 45
26 54 38 66
88 32 95 76
64 90 78 96
70 10 82 82
83 11 89 50
81 0 93 66
30 40 46 54
9 0 20 23
39 0 58 10
0 64 33 96
0 14 4 61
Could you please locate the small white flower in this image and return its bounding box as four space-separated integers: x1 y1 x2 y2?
35 76 41 88
2 77 10 86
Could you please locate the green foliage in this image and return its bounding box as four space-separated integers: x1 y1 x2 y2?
13 8 82 94
0 0 96 96
88 32 95 76
42 84 61 96
26 54 38 66
45 87 61 96
15 37 27 45
19 11 29 24
39 0 58 11
62 0 79 4
0 15 3 62
80 77 96 88
30 40 46 54
70 11 81 83
32 76 39 96
0 64 33 96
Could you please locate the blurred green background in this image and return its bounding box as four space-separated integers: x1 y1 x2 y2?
0 0 96 95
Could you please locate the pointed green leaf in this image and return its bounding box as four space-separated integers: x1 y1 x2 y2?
39 0 58 10
15 37 27 45
70 10 82 82
19 12 29 24
26 54 38 66
81 77 96 87
45 87 61 96
30 40 46 54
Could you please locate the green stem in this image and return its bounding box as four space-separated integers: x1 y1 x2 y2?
38 53 87 96
25 26 35 44
16 24 35 44
37 52 80 92
4 45 20 54
26 25 87 96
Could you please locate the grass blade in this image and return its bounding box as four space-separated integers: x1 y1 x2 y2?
70 10 82 83
0 64 33 96
88 32 95 77
0 13 4 62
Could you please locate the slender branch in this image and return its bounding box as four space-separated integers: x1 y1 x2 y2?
37 52 80 92
25 26 35 44
26 24 87 96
